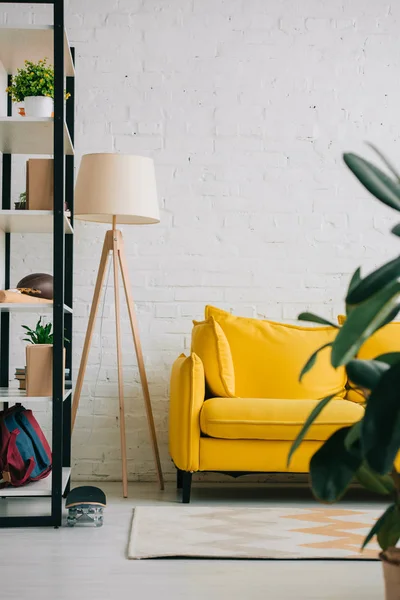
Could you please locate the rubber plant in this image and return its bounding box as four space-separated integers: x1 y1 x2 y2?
288 143 400 554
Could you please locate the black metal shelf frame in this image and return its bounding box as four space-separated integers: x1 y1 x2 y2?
0 0 74 527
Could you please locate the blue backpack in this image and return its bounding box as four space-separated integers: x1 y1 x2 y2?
0 405 52 488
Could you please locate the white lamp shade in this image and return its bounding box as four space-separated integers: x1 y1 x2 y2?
74 153 160 225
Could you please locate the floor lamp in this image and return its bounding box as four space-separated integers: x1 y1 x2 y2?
72 153 164 497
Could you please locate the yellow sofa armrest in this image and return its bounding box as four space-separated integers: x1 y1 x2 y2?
169 353 205 472
346 388 366 406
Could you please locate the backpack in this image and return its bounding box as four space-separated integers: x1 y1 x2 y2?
0 405 52 488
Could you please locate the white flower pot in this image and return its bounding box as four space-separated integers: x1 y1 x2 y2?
24 96 53 118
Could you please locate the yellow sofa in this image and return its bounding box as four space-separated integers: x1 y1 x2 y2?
169 306 367 502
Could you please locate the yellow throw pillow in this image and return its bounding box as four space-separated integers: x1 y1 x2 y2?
338 314 400 359
191 317 235 398
206 306 346 400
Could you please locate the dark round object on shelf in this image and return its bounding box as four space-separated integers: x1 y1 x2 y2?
16 273 53 300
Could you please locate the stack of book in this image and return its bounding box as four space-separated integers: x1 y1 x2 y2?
15 367 26 390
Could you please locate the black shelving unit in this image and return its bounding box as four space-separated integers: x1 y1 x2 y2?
0 0 74 527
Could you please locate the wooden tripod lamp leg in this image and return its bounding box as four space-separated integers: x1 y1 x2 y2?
71 232 112 431
112 225 129 499
116 231 165 491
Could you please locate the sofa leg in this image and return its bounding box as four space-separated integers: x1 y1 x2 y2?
182 472 192 503
177 468 183 490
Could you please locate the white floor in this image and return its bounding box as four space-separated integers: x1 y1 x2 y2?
0 481 386 600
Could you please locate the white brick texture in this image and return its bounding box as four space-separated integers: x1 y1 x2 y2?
3 0 400 482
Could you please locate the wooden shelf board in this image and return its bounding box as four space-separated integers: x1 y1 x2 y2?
0 117 74 155
0 388 72 403
0 302 72 314
0 467 71 498
0 210 73 234
0 26 74 76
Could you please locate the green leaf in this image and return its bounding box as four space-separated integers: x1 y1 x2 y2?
362 362 400 474
299 343 333 382
374 352 400 366
287 394 337 466
343 153 400 212
346 256 400 306
332 278 400 367
348 267 362 296
362 504 396 549
298 312 339 328
346 359 389 391
356 464 395 496
392 224 400 237
310 427 362 503
378 506 400 550
345 421 362 451
366 143 400 181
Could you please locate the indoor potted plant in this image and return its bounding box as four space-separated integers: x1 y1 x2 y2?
6 58 70 117
288 145 400 600
23 318 67 396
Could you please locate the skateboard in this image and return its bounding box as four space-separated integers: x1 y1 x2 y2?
65 486 106 527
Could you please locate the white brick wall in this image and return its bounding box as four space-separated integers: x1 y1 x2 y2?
2 0 400 482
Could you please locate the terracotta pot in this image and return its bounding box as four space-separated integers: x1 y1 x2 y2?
26 345 65 397
381 549 400 600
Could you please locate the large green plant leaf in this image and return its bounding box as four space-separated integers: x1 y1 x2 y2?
298 312 338 328
367 143 400 181
345 421 362 450
346 256 400 306
310 427 362 503
378 506 400 550
375 352 400 366
362 362 400 474
299 343 332 381
392 224 400 237
362 504 396 549
287 394 337 466
343 153 400 212
356 464 395 495
348 267 362 295
331 278 400 367
345 359 389 391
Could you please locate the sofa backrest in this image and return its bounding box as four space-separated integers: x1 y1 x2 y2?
204 306 347 400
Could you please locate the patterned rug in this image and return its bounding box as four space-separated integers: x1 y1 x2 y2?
128 506 381 560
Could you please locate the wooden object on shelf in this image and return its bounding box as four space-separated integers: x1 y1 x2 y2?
26 345 65 397
26 159 53 210
0 290 52 304
26 344 52 396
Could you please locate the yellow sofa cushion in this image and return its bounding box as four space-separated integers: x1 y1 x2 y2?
200 396 363 441
206 306 346 400
191 317 235 397
338 314 400 359
346 388 366 405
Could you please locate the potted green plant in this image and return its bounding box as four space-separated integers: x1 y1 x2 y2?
23 318 67 396
15 191 26 210
288 145 400 599
6 58 70 117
